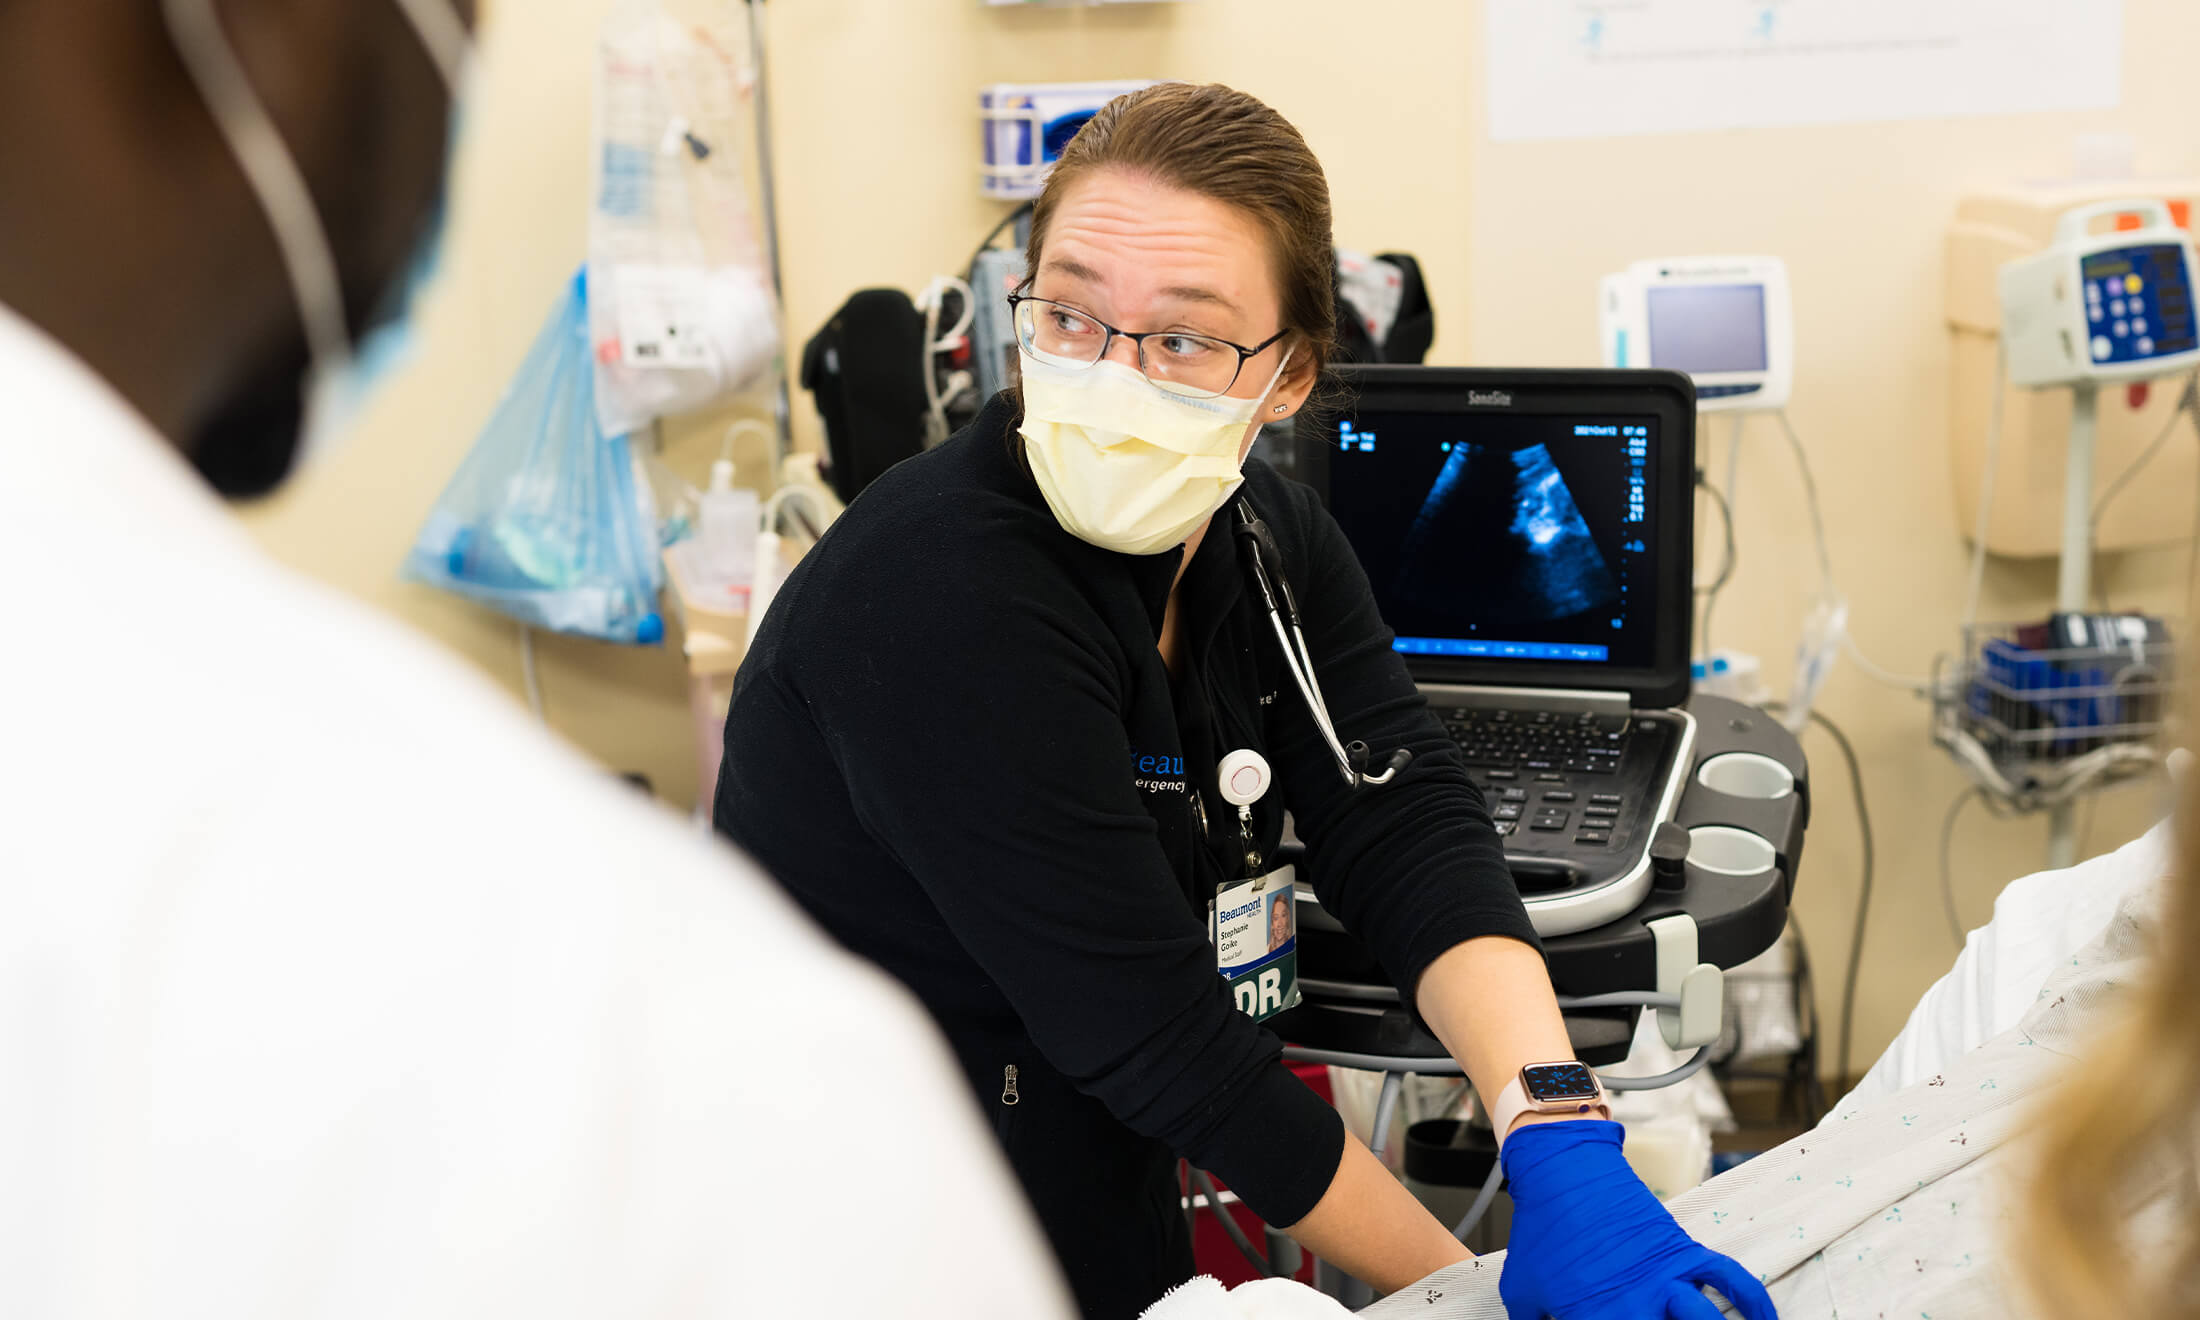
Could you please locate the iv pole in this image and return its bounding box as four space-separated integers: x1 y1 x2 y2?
1970 198 2194 869
743 0 792 471
2045 383 2100 870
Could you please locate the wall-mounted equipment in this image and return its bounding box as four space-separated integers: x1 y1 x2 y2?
1599 256 1793 413
1998 200 2200 388
1946 182 2200 558
980 80 1155 200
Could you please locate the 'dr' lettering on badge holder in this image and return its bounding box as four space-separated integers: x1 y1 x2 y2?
1208 750 1300 1023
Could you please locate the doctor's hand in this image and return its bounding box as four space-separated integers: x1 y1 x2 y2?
1496 1120 1775 1320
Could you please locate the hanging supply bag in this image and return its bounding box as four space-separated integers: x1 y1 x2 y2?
404 270 666 645
589 1 779 437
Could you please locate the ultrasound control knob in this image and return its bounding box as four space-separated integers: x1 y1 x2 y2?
1650 822 1691 893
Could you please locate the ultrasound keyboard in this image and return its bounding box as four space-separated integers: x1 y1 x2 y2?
1431 702 1688 883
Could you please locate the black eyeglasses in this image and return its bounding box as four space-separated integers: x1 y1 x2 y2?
1007 293 1290 400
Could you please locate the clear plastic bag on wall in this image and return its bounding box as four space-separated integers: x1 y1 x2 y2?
589 0 779 436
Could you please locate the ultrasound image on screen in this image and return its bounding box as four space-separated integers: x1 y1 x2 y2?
1328 410 1657 668
1392 441 1619 625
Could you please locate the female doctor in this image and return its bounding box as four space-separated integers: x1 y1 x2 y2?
717 83 1774 1320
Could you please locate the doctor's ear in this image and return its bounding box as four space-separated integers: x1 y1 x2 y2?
1265 354 1321 421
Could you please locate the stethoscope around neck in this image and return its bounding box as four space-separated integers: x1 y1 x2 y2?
1227 498 1414 792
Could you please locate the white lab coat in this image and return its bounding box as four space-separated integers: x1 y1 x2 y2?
0 307 1072 1319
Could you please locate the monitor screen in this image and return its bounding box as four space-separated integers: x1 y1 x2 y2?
1645 283 1769 375
2081 242 2197 366
1328 409 1658 668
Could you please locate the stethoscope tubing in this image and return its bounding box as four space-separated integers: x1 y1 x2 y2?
1233 498 1406 791
1265 608 1358 787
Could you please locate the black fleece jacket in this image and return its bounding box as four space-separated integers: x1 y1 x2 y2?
715 394 1537 1237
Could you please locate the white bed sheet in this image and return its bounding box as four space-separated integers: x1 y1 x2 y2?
1826 814 2173 1122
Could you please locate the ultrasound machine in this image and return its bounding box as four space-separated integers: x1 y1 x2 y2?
1311 367 1699 936
1273 367 1810 1091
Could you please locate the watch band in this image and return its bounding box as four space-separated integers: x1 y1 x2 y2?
1492 1069 1609 1148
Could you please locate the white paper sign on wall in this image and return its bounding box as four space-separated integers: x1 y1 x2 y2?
1486 0 2123 143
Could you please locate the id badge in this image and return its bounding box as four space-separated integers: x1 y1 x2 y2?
1209 872 1301 1023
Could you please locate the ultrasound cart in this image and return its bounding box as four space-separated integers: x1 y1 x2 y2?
1241 368 1808 1294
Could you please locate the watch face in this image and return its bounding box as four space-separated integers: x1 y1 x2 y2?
1522 1062 1600 1103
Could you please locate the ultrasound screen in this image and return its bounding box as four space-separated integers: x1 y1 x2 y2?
1327 410 1658 668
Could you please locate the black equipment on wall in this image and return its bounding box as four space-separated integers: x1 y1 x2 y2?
1334 253 1435 366
801 289 930 504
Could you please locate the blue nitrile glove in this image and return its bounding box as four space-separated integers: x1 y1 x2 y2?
1498 1120 1776 1320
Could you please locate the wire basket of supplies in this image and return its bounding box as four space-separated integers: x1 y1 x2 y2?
1933 614 2177 811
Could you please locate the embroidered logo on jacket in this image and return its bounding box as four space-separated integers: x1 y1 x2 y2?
1132 752 1186 793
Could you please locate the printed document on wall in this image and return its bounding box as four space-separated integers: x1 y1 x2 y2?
1486 0 2123 142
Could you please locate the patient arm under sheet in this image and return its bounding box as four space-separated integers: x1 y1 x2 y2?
1362 873 2169 1319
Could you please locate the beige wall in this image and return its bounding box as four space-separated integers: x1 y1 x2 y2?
245 0 2196 1079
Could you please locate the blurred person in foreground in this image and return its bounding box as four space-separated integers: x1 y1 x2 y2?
2019 748 2200 1317
0 3 1068 1315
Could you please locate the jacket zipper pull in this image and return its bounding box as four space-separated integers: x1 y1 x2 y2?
1001 1064 1020 1106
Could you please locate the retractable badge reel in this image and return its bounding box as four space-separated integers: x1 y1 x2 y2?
1209 750 1300 1022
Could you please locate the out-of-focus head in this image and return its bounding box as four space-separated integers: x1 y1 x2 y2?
2019 694 2200 1312
1021 82 1336 450
0 0 475 496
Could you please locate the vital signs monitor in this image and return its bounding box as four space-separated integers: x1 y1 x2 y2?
1999 199 2200 388
1600 256 1793 412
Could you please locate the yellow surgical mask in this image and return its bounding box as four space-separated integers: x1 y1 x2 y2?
1018 348 1294 557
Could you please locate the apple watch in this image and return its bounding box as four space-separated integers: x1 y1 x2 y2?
1491 1060 1610 1147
